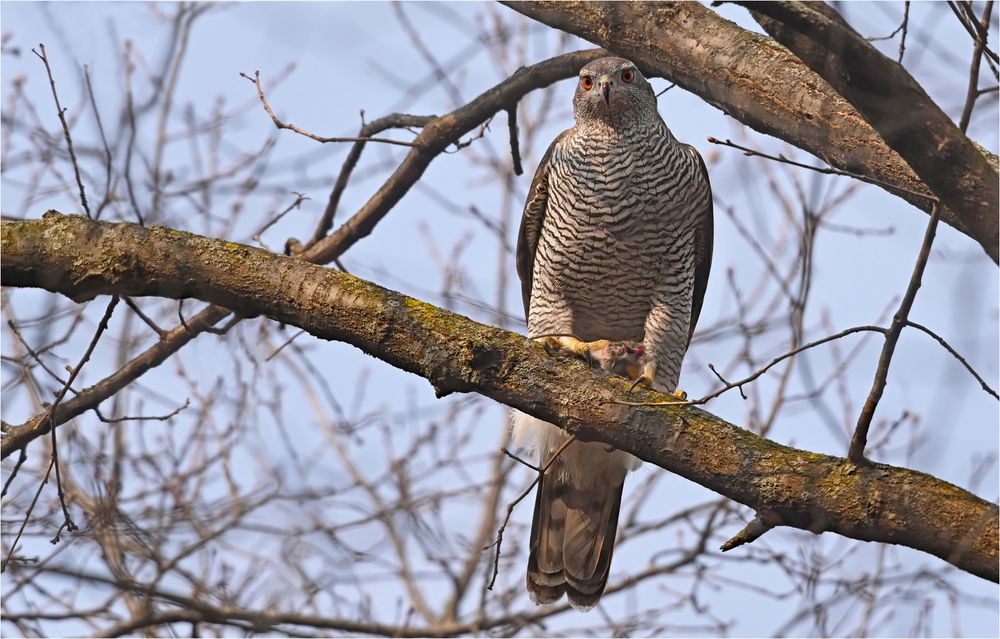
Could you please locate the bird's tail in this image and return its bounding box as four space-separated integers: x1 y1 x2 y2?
511 409 637 611
526 456 626 611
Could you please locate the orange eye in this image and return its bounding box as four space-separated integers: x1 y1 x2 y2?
581 76 594 90
622 69 635 83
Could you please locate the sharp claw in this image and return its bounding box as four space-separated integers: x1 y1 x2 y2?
628 374 653 393
535 336 561 356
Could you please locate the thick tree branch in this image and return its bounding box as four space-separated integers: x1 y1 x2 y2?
741 1 998 262
2 213 997 582
502 1 999 262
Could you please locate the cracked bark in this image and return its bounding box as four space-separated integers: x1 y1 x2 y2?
501 1 999 262
2 212 997 583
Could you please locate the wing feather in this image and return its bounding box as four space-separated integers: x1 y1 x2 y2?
683 144 714 345
516 130 571 321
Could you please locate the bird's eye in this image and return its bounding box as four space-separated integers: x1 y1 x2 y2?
621 69 635 84
581 76 594 91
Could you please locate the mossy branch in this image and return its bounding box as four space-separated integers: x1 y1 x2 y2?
2 212 997 582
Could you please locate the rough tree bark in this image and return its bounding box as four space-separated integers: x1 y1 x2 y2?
501 1 1000 262
3 212 997 583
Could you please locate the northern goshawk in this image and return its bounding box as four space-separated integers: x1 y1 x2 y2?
512 56 713 610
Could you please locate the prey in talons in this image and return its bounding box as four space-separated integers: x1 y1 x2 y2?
535 334 651 385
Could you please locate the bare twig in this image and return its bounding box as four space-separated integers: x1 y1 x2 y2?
948 1 1000 65
122 297 167 338
611 325 888 408
898 1 910 63
307 112 434 248
484 434 577 590
94 398 190 423
32 43 91 218
252 192 309 247
264 329 306 362
83 65 114 219
709 363 746 400
655 82 676 98
2 296 119 570
1 449 28 498
122 42 143 225
849 203 940 464
959 0 993 132
240 70 423 148
707 136 938 204
1 457 55 573
866 0 910 64
501 446 538 471
905 320 999 400
867 1 908 42
50 296 120 540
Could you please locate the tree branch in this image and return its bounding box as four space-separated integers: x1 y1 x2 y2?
740 1 999 261
2 213 997 582
501 1 999 262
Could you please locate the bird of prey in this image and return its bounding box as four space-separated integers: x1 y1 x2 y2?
511 56 713 611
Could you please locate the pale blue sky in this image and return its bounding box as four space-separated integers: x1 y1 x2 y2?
2 2 997 636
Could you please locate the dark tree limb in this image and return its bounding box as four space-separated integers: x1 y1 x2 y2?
740 1 998 261
2 213 997 583
501 1 999 262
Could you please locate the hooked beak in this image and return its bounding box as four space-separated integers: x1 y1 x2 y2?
598 73 613 105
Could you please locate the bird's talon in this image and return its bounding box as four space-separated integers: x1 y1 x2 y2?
536 336 563 356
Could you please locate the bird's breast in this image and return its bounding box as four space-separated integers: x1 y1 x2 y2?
527 132 697 340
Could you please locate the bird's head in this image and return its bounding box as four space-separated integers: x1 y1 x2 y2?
572 57 656 126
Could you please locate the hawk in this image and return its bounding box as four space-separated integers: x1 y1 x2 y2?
511 57 713 610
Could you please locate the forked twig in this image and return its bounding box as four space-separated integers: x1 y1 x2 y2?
849 203 940 463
